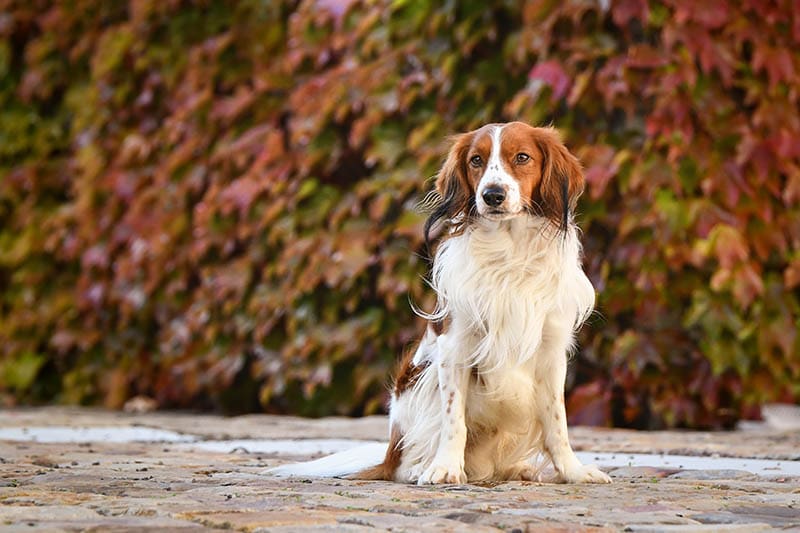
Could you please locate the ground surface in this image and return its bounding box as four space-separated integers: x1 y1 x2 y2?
1 407 798 532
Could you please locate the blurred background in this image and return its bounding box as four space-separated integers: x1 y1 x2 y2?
0 0 798 429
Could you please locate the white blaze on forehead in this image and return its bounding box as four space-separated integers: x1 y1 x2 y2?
476 124 522 215
487 125 506 174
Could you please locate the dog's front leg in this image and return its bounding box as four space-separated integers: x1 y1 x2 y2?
538 320 611 484
417 334 470 485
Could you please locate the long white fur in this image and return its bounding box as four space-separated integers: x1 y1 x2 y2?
267 124 610 485
396 216 600 484
268 442 388 478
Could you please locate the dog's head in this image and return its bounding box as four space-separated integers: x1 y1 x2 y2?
425 122 585 243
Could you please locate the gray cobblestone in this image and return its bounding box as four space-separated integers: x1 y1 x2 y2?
1 408 798 531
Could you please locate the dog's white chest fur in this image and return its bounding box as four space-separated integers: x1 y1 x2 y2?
427 217 594 370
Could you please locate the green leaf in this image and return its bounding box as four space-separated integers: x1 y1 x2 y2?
1 352 46 391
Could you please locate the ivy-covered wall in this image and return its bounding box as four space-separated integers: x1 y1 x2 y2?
1 0 798 428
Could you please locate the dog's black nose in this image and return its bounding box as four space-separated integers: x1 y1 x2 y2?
482 187 506 207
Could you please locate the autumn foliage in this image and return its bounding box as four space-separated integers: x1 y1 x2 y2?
1 0 798 428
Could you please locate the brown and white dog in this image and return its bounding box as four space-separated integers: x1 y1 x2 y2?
270 122 611 485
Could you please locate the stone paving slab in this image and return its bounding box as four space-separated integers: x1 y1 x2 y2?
3 407 799 459
1 408 798 532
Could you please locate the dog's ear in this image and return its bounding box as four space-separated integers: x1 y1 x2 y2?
532 128 585 231
424 132 475 245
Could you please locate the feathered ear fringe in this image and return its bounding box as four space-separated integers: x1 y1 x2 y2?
531 128 585 233
423 132 475 249
423 178 476 250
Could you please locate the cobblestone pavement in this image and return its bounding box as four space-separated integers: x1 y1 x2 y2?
1 408 798 532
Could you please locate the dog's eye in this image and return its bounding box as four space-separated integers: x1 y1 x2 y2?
469 155 483 167
515 153 530 164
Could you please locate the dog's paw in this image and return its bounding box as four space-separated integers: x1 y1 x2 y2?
559 463 612 484
417 461 466 485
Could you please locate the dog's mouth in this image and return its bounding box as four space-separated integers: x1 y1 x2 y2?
481 209 521 221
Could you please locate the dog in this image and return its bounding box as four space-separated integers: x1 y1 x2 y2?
270 122 611 485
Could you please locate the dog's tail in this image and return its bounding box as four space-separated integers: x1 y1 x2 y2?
267 442 389 479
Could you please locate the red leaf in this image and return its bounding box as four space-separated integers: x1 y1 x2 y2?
626 44 669 69
612 0 649 26
583 145 619 200
772 129 800 160
220 176 265 216
674 0 729 29
528 60 571 102
567 381 611 427
753 45 796 89
211 87 255 124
